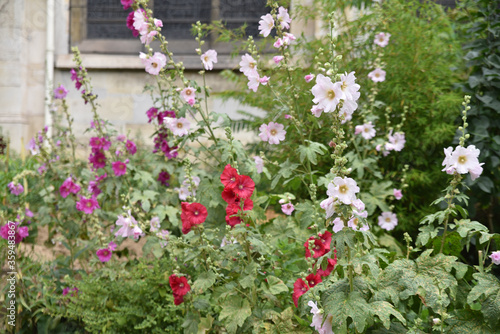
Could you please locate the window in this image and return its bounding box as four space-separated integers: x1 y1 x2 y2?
70 0 268 55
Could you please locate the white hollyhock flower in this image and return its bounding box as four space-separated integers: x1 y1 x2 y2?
355 122 376 140
259 122 286 145
442 145 484 180
312 74 346 113
327 177 360 205
239 53 258 77
258 14 274 37
339 71 361 101
168 117 191 137
201 49 218 70
320 197 335 219
368 68 386 82
374 32 391 47
385 131 406 151
308 301 334 334
277 6 292 30
378 212 398 231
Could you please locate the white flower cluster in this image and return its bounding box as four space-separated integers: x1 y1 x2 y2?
442 145 483 180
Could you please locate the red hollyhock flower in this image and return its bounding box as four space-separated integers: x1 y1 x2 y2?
232 175 255 199
304 237 327 259
220 164 240 189
169 274 191 296
305 273 322 288
318 231 332 252
293 278 309 307
180 202 208 234
317 255 338 277
173 293 184 305
226 204 244 227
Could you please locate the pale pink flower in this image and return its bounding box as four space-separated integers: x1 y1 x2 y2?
108 241 117 251
8 182 24 196
201 49 218 70
54 84 68 99
239 54 258 77
150 216 161 232
282 32 296 45
154 18 163 27
355 122 376 140
312 74 345 113
331 217 344 233
339 71 361 101
140 30 158 45
220 236 237 247
490 251 500 265
327 177 360 205
258 13 274 37
304 74 315 83
133 9 149 35
281 203 295 215
253 156 264 173
284 114 292 119
311 105 324 118
175 186 191 201
259 76 270 85
277 7 292 30
351 199 365 212
378 212 398 231
115 211 142 238
368 68 386 82
168 117 191 137
393 189 403 200
139 52 166 75
385 131 406 151
273 38 283 48
442 145 483 180
308 301 334 334
374 32 391 47
247 72 261 92
273 56 284 64
320 197 335 219
180 86 196 103
259 122 286 145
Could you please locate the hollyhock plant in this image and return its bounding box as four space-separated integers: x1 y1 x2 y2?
126 11 140 37
305 238 327 259
311 74 345 113
355 122 376 140
59 177 81 198
442 145 484 180
339 71 361 101
139 52 166 75
281 202 295 215
259 122 286 145
180 87 196 103
327 177 360 205
293 278 309 307
378 212 398 231
277 6 292 29
374 32 391 47
157 170 170 186
76 196 100 214
258 13 274 37
181 202 208 234
8 182 24 196
331 217 345 233
368 68 386 82
121 0 134 10
201 49 217 70
394 188 403 200
490 251 500 265
308 301 334 334
132 8 148 35
89 137 111 151
112 161 127 176
54 84 68 99
146 107 158 122
96 248 112 263
320 197 336 219
125 140 137 155
1 222 29 244
239 53 258 77
140 30 158 46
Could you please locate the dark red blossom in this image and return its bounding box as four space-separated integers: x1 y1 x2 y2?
232 175 255 199
157 171 170 187
220 164 239 189
293 278 309 307
173 293 184 305
305 273 322 288
317 255 337 277
169 274 190 305
304 237 328 259
318 231 332 251
181 202 207 234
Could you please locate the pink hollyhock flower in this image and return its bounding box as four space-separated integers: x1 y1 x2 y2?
201 49 218 70
120 0 134 10
368 68 386 82
253 156 264 173
259 122 286 145
490 251 500 265
140 30 158 45
180 87 196 103
277 6 292 30
25 208 34 218
442 145 483 180
374 32 391 47
96 248 112 262
239 54 258 77
259 76 270 85
125 140 137 155
327 177 360 205
312 74 345 113
247 72 261 92
59 177 81 198
126 11 140 37
146 107 158 123
38 164 47 175
133 8 149 35
331 217 344 233
112 161 127 176
355 122 376 140
308 301 334 334
320 197 335 219
258 13 274 37
273 56 284 64
273 38 283 48
1 222 29 244
339 71 361 101
54 84 68 99
108 241 117 251
70 68 83 90
393 189 403 200
378 212 398 231
154 18 163 27
385 131 406 152
311 105 324 118
167 117 191 137
89 149 107 169
150 216 161 232
89 137 111 151
305 74 315 83
8 182 24 196
281 203 295 215
139 52 167 75
76 196 100 214
114 211 142 238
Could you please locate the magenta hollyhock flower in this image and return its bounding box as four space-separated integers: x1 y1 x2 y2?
1 222 29 244
125 140 137 155
70 68 83 90
108 241 117 251
89 137 111 151
25 208 34 218
157 171 170 186
393 189 403 200
59 177 81 198
281 202 295 215
121 0 134 10
62 287 70 296
116 134 126 142
89 149 107 169
158 110 176 125
126 11 140 37
76 196 100 214
54 84 68 99
112 161 127 176
96 248 112 262
146 107 158 123
8 182 24 196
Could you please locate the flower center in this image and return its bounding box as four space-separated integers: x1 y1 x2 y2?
152 62 158 68
374 72 380 77
339 185 348 194
179 283 184 288
327 89 336 99
270 129 277 136
385 217 391 223
364 128 369 132
185 90 192 95
86 201 92 208
301 287 307 292
204 56 209 62
458 155 467 164
309 280 314 286
239 184 244 190
177 122 183 128
250 62 255 69
230 177 236 182
194 211 199 216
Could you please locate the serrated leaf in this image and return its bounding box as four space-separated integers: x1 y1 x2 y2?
267 276 289 295
370 301 406 329
323 287 371 333
192 271 217 292
219 296 252 334
467 273 500 328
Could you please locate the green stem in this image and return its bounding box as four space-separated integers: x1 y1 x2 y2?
347 245 354 293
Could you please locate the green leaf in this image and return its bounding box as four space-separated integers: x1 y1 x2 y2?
192 271 217 293
239 263 258 289
323 287 371 333
267 276 289 295
467 273 500 328
219 295 252 334
298 141 327 165
370 301 406 329
182 312 200 334
197 315 213 334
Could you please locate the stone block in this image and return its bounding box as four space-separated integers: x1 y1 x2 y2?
0 62 22 86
